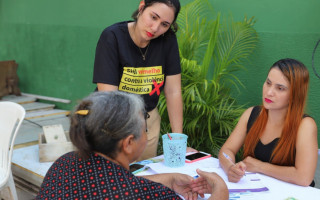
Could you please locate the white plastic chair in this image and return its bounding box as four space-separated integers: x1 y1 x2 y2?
315 149 320 189
0 101 26 200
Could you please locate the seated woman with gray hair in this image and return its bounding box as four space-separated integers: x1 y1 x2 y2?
36 91 228 200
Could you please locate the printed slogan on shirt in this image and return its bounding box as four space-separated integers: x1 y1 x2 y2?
119 66 164 95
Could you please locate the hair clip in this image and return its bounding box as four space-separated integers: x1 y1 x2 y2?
75 110 89 115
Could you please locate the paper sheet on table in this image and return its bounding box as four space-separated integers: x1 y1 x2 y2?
146 157 268 192
146 157 219 177
199 168 269 192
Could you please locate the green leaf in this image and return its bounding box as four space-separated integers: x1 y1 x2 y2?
158 0 258 156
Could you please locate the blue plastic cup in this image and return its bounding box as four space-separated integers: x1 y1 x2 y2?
162 133 188 167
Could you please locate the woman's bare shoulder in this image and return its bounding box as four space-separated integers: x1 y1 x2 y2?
298 116 317 136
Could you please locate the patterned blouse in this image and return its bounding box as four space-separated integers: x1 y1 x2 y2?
36 152 182 200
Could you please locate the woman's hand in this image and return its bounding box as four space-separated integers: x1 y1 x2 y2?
171 174 199 200
243 156 262 173
227 161 246 182
191 169 229 200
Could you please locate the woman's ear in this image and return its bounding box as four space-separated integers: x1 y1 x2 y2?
121 135 135 155
139 0 145 12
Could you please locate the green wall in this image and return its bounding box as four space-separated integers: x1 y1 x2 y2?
0 0 141 109
1 0 320 143
213 0 320 145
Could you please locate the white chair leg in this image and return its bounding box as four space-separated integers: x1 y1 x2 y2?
6 172 18 200
1 187 12 200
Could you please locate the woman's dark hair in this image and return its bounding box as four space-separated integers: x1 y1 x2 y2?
69 91 145 159
131 0 181 36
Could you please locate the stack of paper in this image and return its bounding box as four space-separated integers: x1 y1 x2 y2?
146 157 269 193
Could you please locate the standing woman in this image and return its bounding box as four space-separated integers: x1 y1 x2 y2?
93 0 183 161
219 58 318 186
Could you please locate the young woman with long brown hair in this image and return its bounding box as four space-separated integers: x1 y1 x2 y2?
218 58 318 186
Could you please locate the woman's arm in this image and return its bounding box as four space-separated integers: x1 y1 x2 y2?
97 83 118 91
164 74 183 133
142 172 228 200
140 173 198 200
191 169 229 200
243 117 318 186
140 173 186 190
218 107 253 182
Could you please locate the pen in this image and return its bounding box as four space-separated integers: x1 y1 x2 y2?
222 152 235 165
222 152 246 176
167 133 172 140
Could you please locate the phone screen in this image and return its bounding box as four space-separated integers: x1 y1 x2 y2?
129 164 145 173
186 152 209 160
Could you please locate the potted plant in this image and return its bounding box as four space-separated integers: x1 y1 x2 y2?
158 0 258 156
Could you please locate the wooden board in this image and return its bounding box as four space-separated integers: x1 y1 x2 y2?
25 109 70 120
0 187 15 200
43 124 67 143
21 102 55 112
0 94 36 104
14 141 38 149
39 141 75 162
15 116 70 145
39 131 75 162
11 145 51 187
14 176 38 198
25 113 68 123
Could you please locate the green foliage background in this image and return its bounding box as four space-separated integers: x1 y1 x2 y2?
158 0 258 156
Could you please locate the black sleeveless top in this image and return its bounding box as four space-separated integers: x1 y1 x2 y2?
247 106 279 162
246 106 315 187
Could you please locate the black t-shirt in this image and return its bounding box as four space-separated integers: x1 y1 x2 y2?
93 21 181 111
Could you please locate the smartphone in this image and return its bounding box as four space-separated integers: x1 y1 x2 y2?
185 152 211 163
129 163 145 174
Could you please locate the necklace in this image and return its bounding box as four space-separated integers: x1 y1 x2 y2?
138 42 150 61
129 23 151 61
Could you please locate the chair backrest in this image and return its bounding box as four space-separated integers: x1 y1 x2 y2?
0 101 25 188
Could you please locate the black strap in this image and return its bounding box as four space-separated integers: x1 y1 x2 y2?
246 106 262 134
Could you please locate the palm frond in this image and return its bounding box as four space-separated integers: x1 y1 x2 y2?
177 0 215 62
177 0 213 32
213 16 258 85
158 0 258 155
201 13 220 77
